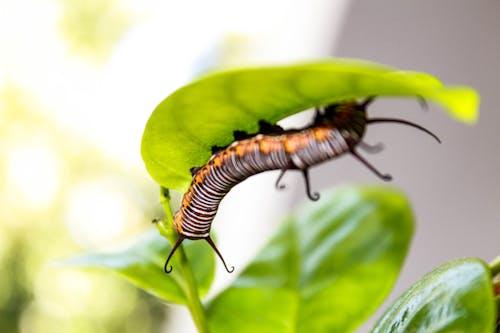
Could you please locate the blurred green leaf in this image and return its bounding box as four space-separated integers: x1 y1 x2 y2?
141 59 479 191
372 258 495 333
59 0 133 61
62 230 215 304
206 185 414 333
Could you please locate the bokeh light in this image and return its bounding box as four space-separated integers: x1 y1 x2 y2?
65 179 143 249
6 140 62 211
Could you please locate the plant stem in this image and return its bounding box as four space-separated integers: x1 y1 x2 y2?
159 187 209 333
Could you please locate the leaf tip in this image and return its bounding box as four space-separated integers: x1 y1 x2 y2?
437 87 480 124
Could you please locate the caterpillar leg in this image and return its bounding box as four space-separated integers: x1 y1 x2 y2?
190 166 201 176
233 130 252 141
257 120 284 135
360 96 376 108
417 96 428 110
313 106 324 124
358 141 385 154
232 120 284 142
350 149 392 181
302 168 320 201
275 169 287 190
211 145 226 154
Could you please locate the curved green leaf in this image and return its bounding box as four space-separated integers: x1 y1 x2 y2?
372 258 496 333
61 230 215 304
206 185 414 333
141 59 479 191
490 254 500 277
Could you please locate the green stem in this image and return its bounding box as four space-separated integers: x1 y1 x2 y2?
159 187 209 333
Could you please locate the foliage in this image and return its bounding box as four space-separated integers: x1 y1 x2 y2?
206 186 413 333
62 230 215 304
372 258 496 332
67 60 496 332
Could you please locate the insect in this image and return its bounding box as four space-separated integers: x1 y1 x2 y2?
164 97 440 273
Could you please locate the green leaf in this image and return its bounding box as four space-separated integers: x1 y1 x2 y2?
490 254 500 277
206 185 414 333
61 230 215 304
141 59 479 191
372 258 496 333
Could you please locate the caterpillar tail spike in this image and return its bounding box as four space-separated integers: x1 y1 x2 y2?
205 236 234 273
358 141 385 154
164 235 186 274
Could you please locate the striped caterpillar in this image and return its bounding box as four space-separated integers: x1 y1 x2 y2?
164 97 439 273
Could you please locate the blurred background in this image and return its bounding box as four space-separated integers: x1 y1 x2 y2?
1 0 498 332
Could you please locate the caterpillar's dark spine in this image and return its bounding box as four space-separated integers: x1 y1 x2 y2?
164 98 440 273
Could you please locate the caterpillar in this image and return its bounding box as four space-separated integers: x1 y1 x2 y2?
164 97 440 273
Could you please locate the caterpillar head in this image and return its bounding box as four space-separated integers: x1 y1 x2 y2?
315 99 369 129
316 97 440 144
